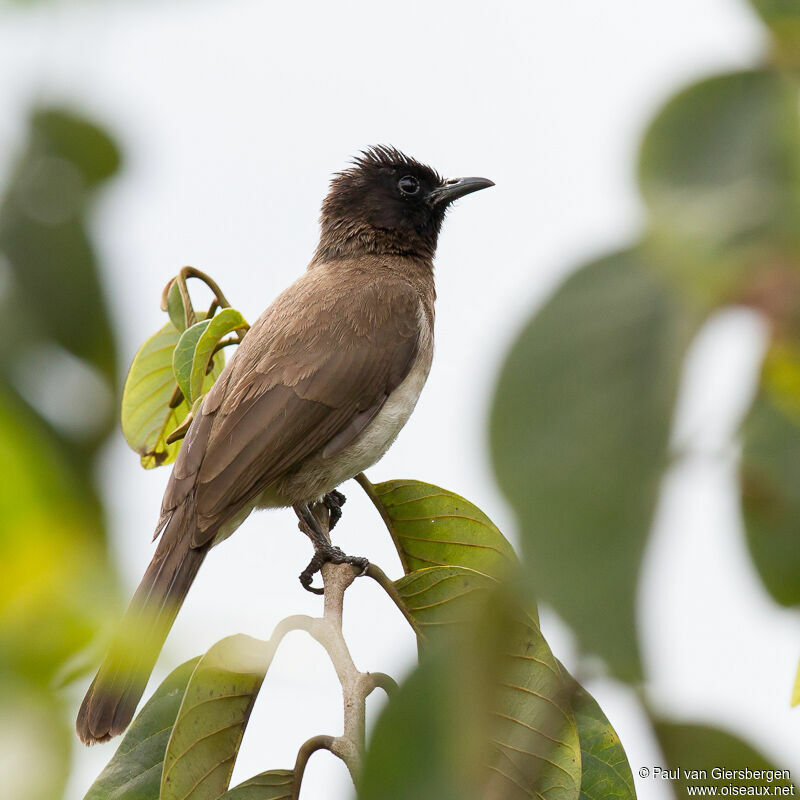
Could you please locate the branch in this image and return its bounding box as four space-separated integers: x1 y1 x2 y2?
366 563 424 641
291 735 334 800
276 494 419 795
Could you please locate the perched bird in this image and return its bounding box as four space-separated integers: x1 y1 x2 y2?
76 145 493 745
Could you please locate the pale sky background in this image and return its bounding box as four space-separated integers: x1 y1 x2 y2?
1 1 798 799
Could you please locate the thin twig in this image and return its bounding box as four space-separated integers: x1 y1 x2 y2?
177 265 250 340
366 563 425 641
367 671 399 697
291 735 334 800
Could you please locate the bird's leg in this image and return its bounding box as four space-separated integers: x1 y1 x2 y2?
294 500 368 595
322 489 346 530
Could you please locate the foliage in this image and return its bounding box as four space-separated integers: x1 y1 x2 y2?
490 0 800 792
84 475 633 800
5 2 795 799
0 108 122 800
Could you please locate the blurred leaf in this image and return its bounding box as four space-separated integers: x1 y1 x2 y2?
639 70 800 272
221 770 295 799
792 658 800 706
358 635 483 800
361 477 518 580
30 108 120 187
359 588 580 800
750 1 800 65
740 379 800 606
161 635 273 800
0 108 120 384
559 669 635 800
121 318 223 469
0 106 122 800
84 657 200 800
0 388 114 685
490 249 694 682
184 308 246 405
654 720 795 798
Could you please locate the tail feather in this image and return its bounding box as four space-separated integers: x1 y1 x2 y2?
77 505 208 744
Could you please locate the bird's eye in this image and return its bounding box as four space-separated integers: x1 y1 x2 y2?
397 175 420 195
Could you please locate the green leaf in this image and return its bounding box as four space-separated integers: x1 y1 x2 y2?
187 308 247 404
222 770 295 799
362 474 580 797
561 670 635 800
359 590 581 800
161 635 274 800
358 637 482 800
172 319 211 406
166 280 188 332
490 249 694 682
653 720 796 799
394 566 498 633
84 657 200 800
486 615 581 800
740 375 800 606
639 70 800 265
121 319 223 469
361 478 518 580
172 309 246 406
0 108 120 383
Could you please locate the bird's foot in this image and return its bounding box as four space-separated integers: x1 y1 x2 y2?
299 543 369 595
322 489 346 530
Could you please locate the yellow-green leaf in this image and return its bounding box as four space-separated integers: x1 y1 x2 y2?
359 590 581 800
559 667 635 800
161 635 275 800
222 770 295 799
361 477 518 581
188 308 247 403
395 566 498 633
172 319 211 406
750 1 800 66
166 280 188 332
121 319 223 469
84 658 200 800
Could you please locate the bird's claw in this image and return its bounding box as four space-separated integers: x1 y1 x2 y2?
322 489 346 530
298 541 369 594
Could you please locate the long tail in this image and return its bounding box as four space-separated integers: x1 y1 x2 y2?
76 504 209 744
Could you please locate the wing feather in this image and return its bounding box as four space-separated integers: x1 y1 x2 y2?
157 266 423 548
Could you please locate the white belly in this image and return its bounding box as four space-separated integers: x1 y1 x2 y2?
214 348 432 544
274 345 433 503
332 347 432 475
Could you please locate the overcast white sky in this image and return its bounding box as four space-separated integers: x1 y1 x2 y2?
2 1 798 798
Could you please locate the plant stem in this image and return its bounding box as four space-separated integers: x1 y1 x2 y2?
366 563 424 641
291 735 334 800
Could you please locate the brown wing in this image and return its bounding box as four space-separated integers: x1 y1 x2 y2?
157 265 423 546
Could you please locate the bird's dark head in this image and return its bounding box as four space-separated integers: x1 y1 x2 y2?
316 146 493 262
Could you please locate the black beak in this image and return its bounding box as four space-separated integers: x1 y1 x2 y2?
427 176 495 206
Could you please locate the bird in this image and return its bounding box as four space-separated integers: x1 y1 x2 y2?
76 145 493 745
